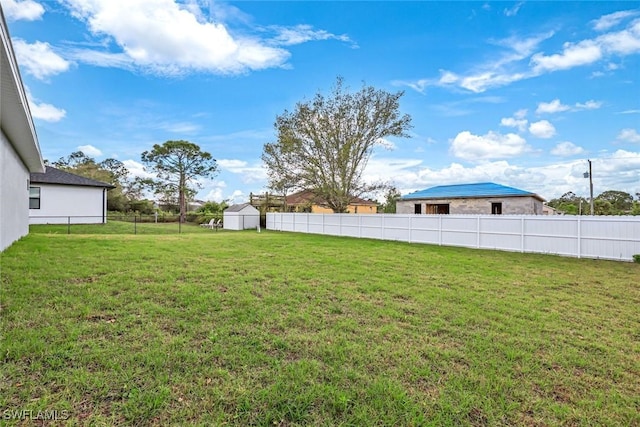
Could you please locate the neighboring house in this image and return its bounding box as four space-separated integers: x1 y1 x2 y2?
188 199 206 211
285 189 378 214
397 182 545 215
542 204 562 215
29 166 115 224
0 7 45 251
224 203 260 230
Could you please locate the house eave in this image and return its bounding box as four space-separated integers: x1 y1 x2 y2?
1 8 44 173
401 194 545 202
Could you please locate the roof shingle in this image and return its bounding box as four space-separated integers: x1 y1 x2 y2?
30 166 115 188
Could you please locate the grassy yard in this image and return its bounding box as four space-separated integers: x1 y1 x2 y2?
1 227 638 426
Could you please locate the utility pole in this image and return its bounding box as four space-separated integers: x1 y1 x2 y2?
588 159 594 215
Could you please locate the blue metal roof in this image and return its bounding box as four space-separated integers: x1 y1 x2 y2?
401 182 543 200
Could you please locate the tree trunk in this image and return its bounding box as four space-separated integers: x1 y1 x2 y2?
179 173 186 223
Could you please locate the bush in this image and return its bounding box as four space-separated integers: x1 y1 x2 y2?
633 254 640 264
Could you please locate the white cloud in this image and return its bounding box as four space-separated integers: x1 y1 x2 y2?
377 138 397 151
536 99 602 114
503 2 524 17
27 94 66 122
617 128 640 143
395 32 553 93
122 159 154 178
450 131 530 161
592 10 639 31
59 0 290 76
13 40 71 80
500 109 529 133
529 120 556 138
77 145 103 157
514 109 527 119
551 141 584 157
202 180 229 202
532 17 640 73
532 40 603 72
575 100 603 110
500 117 528 132
55 0 353 76
269 24 357 48
217 159 267 183
401 13 640 95
536 99 570 114
158 121 200 134
0 0 44 21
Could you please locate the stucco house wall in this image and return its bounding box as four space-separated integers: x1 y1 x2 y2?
286 189 378 214
304 203 377 214
0 131 31 250
29 184 109 224
397 196 543 215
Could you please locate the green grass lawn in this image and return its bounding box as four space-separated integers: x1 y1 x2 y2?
1 228 638 426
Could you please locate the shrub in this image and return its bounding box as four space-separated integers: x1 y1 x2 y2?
633 254 640 264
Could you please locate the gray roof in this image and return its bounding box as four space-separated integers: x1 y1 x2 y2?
225 203 258 213
30 166 115 189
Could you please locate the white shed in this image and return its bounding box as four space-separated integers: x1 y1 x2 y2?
223 203 260 230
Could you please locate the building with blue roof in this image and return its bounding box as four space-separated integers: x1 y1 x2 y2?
397 182 545 215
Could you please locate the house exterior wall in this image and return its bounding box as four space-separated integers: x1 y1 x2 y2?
293 203 377 214
0 131 30 251
29 184 107 224
397 196 543 215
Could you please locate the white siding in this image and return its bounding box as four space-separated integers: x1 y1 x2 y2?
0 131 30 251
267 213 640 262
29 184 107 224
223 207 260 230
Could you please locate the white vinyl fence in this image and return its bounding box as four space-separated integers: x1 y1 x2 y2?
266 213 640 262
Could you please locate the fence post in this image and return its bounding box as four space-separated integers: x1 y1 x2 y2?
577 216 582 259
521 217 525 253
67 216 71 235
476 216 481 248
438 215 442 246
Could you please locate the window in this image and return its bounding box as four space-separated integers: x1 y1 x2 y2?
491 202 502 215
29 187 41 209
414 203 422 214
426 204 450 214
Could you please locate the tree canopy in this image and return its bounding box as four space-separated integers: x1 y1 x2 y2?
547 190 639 215
262 77 412 213
141 140 218 222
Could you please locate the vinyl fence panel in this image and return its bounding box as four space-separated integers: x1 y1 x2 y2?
266 213 640 262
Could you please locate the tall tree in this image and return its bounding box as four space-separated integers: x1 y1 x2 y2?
595 190 633 214
380 186 401 213
262 77 412 213
141 140 218 223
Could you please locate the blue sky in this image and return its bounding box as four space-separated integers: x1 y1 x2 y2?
4 0 640 203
